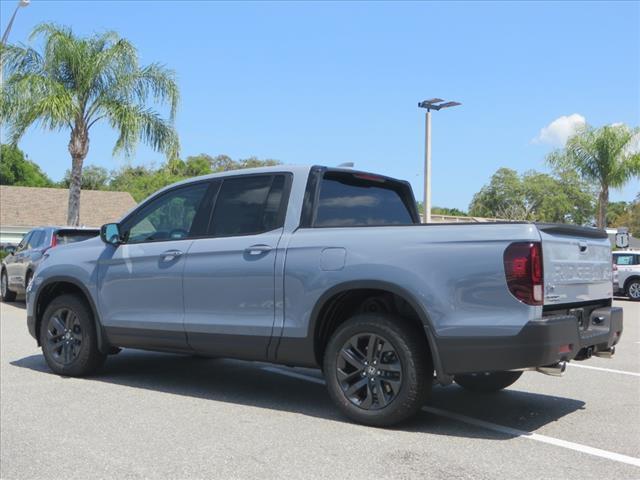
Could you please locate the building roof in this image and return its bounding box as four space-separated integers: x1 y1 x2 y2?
0 186 137 228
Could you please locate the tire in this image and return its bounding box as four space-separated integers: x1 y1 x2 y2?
454 370 523 392
323 313 432 427
1 269 17 302
39 293 107 376
626 279 640 301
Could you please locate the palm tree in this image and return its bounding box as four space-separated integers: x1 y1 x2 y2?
547 124 640 228
0 23 179 225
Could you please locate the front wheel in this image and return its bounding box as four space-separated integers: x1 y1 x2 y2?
323 313 432 427
626 279 640 301
40 294 107 376
1 270 17 302
454 370 523 392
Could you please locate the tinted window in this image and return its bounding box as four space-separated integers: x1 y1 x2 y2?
209 175 287 237
124 183 209 244
614 254 637 266
314 173 414 227
55 230 99 245
27 230 45 249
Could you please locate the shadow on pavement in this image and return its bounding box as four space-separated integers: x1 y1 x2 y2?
11 349 585 438
3 300 26 310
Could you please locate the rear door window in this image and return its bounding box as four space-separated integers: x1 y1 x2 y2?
27 230 45 249
314 172 415 227
208 174 288 237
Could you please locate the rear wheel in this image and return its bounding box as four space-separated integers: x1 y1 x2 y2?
40 294 107 376
323 313 432 427
1 270 17 302
626 279 640 301
454 370 523 392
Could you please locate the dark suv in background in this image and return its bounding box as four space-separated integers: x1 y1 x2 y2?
1 227 99 302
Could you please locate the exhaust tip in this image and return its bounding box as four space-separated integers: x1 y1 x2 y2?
536 361 566 377
594 347 615 358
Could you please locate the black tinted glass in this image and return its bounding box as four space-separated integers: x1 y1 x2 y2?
315 173 414 227
210 175 286 237
124 183 209 244
55 231 99 245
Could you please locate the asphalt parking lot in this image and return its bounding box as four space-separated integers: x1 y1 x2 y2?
1 300 638 479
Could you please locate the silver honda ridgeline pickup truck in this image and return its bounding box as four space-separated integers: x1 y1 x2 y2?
23 165 623 426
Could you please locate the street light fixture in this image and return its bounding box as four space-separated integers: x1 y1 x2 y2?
418 98 461 223
1 0 30 84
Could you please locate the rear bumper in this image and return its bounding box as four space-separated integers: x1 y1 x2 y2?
436 306 623 375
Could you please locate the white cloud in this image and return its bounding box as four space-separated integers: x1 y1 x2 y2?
533 114 586 146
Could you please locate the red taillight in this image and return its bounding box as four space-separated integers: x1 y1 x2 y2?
504 242 544 306
612 263 618 271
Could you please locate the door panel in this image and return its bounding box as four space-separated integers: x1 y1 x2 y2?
98 240 192 349
97 181 212 351
183 230 283 359
182 173 290 359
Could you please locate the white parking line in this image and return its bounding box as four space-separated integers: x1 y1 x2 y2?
263 366 640 468
423 406 640 468
567 363 640 377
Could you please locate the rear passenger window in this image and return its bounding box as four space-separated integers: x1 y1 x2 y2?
315 173 414 227
209 175 287 237
27 230 45 249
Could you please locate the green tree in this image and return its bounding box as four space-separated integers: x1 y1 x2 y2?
0 143 52 187
110 165 181 202
62 164 109 190
468 168 525 219
1 23 180 225
606 201 629 227
609 194 640 237
469 168 595 223
547 124 640 228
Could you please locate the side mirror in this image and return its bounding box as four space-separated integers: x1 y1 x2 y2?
101 223 123 246
5 246 15 255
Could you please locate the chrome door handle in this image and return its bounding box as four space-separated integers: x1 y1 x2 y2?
245 245 272 255
161 249 183 262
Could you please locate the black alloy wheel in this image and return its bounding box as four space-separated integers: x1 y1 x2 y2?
337 332 403 410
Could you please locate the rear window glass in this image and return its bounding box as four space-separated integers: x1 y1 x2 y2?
314 172 415 227
614 254 637 266
55 230 99 245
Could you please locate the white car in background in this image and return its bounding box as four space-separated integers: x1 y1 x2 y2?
613 250 640 300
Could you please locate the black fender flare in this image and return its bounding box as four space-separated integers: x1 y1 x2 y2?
308 279 447 382
33 275 110 354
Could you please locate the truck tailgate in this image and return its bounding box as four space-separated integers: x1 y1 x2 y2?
538 224 613 305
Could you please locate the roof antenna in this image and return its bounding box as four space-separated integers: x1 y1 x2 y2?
337 162 354 168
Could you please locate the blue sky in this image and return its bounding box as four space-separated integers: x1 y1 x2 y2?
1 0 639 210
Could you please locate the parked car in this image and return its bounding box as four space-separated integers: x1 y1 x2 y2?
612 250 640 300
1 227 99 302
25 166 622 426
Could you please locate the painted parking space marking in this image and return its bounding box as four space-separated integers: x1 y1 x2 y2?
263 366 640 468
567 363 640 377
423 406 640 468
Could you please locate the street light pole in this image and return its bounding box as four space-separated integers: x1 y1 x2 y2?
0 0 30 85
418 98 462 223
424 109 432 223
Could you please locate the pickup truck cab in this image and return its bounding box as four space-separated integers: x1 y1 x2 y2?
25 166 623 426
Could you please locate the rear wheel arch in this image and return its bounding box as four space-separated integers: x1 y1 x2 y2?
310 280 444 381
34 277 109 353
624 276 640 299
